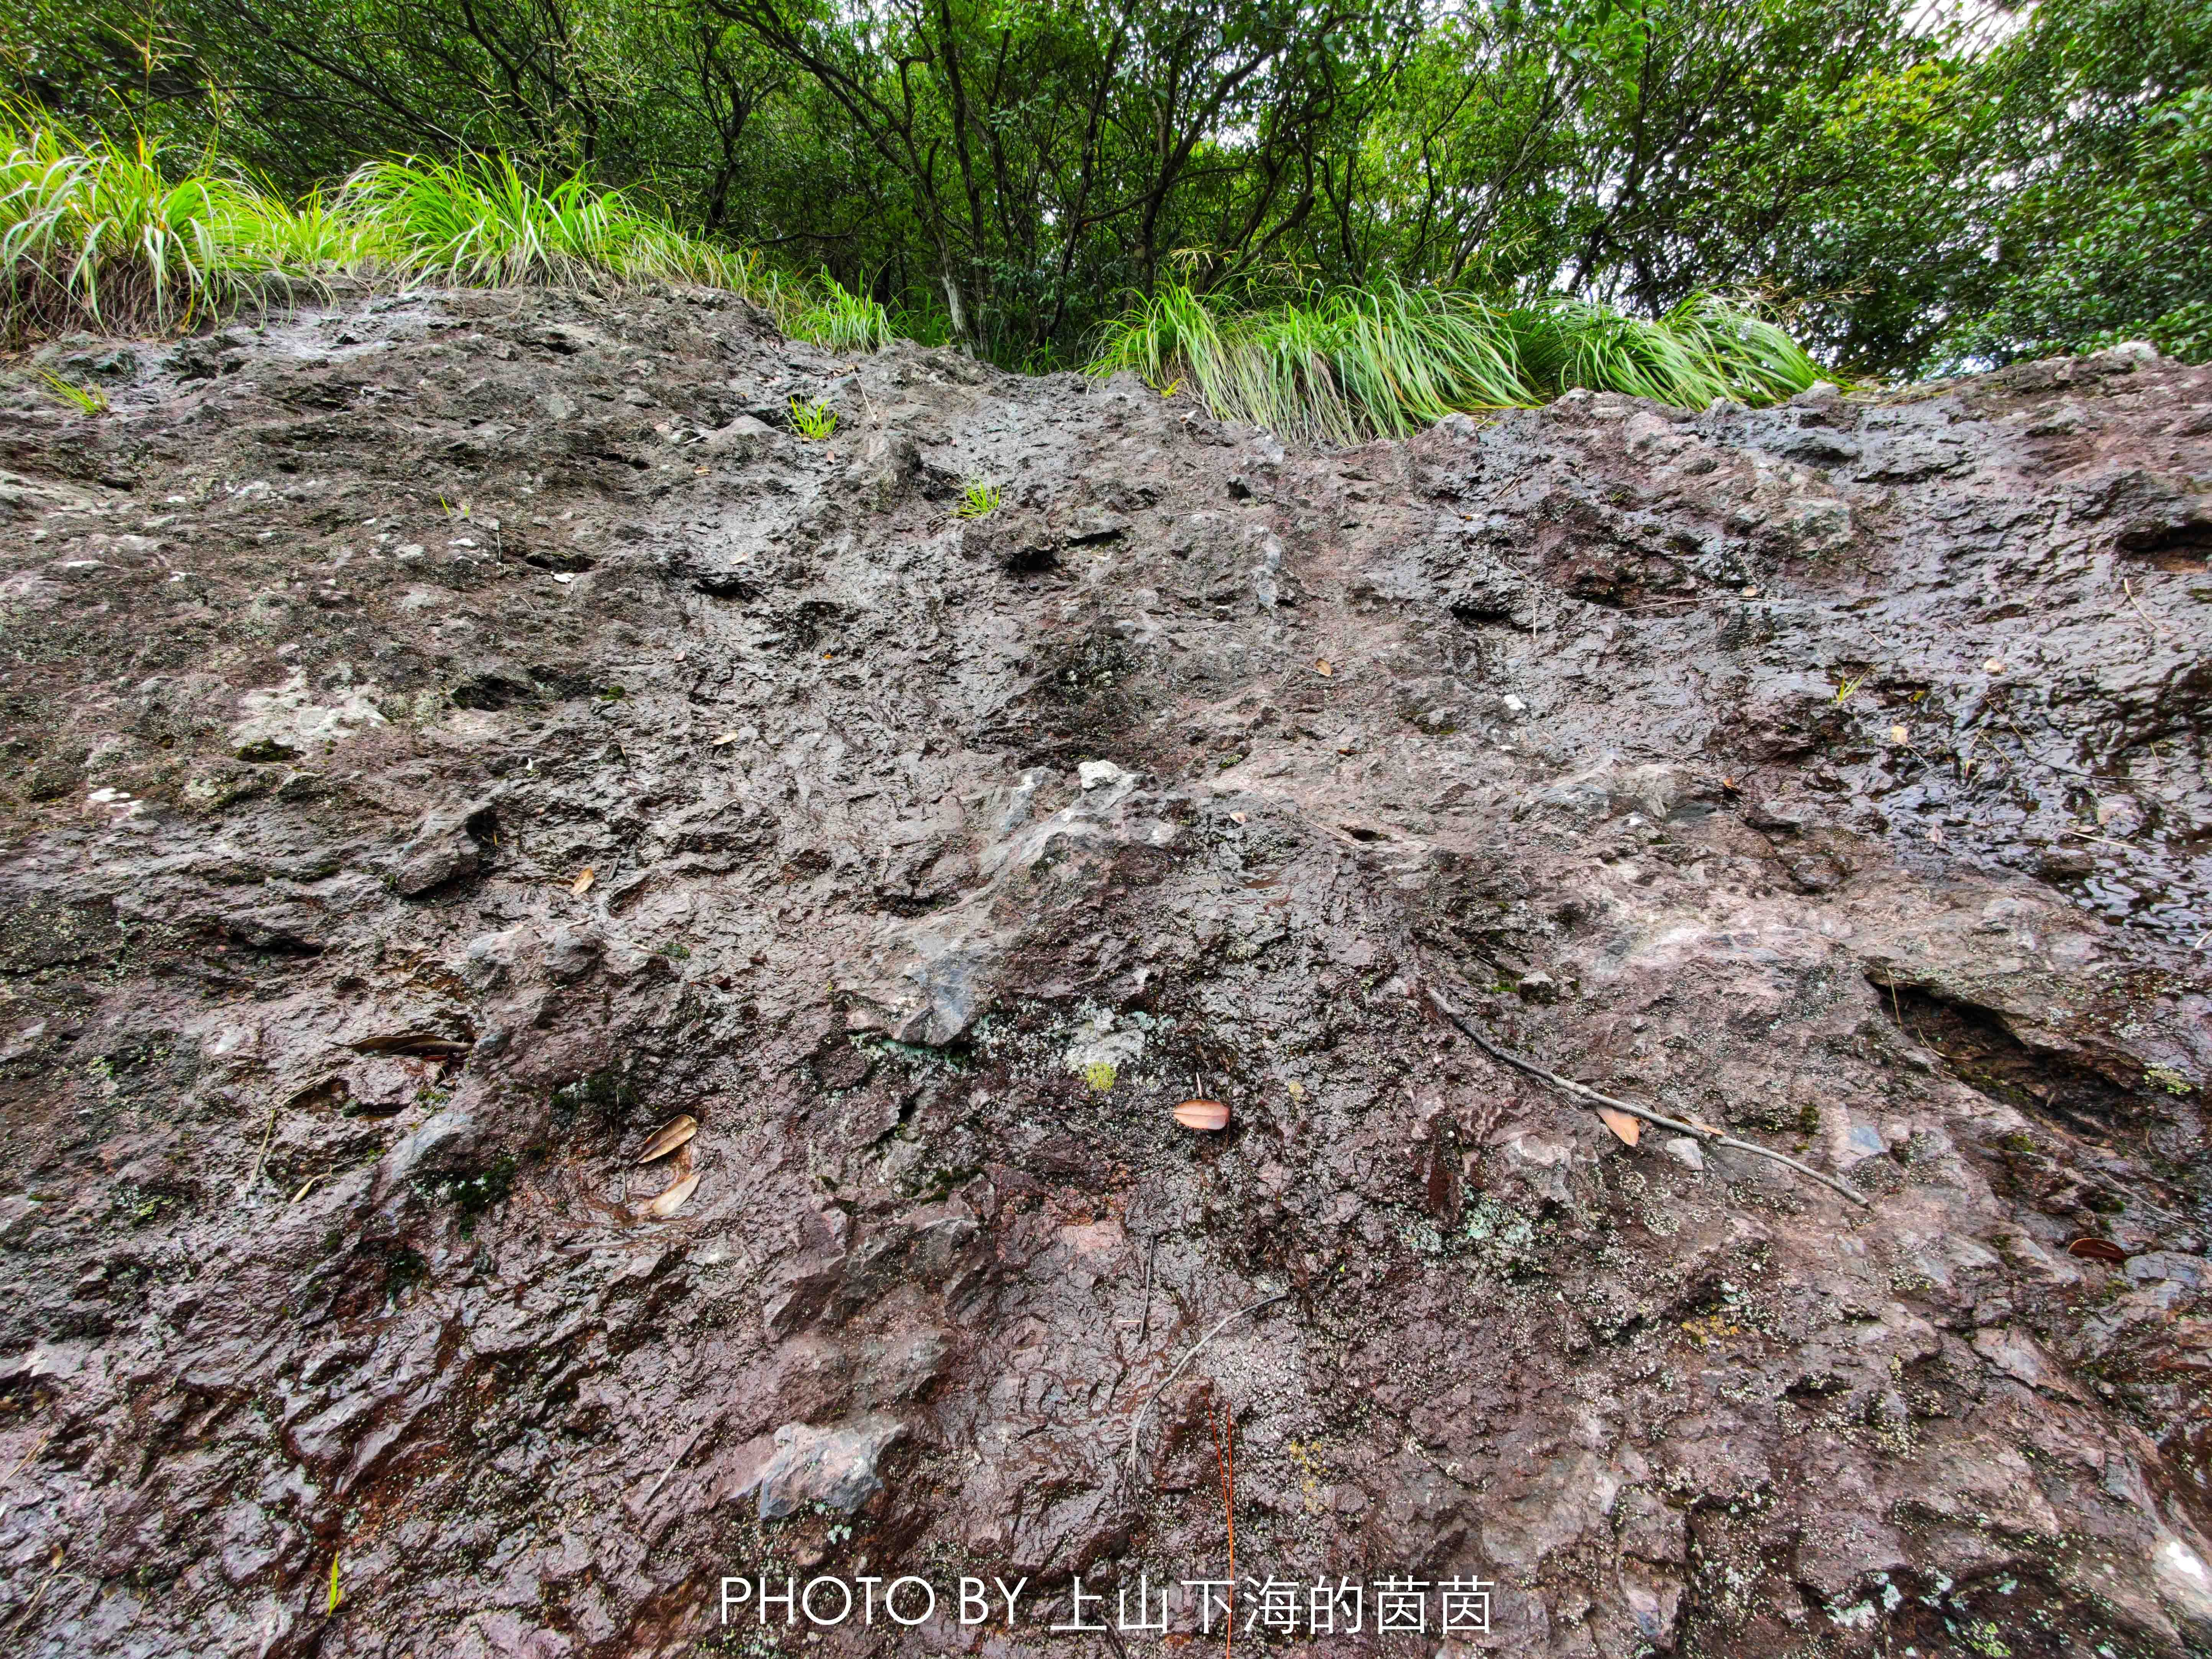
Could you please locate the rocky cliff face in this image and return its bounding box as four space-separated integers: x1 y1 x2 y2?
1 290 2209 1657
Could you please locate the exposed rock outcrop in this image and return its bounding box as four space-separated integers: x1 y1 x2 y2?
1 298 2208 1656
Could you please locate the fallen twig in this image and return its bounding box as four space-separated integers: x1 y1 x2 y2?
1 1429 51 1493
2060 828 2140 851
246 1098 279 1193
1482 467 1528 505
2000 718 2097 780
641 1416 716 1504
2122 577 2174 637
1423 986 1872 1209
1124 1293 1288 1482
3 1552 64 1636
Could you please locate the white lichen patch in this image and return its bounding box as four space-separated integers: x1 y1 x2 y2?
230 670 388 757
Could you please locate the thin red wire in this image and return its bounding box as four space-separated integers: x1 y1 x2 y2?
1210 1393 1236 1659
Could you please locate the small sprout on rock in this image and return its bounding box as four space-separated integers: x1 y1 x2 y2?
39 370 108 415
790 397 838 440
954 478 1002 520
1082 1060 1118 1093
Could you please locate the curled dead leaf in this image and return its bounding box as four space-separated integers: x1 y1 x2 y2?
1596 1107 1642 1146
1889 725 1909 744
1173 1098 1230 1132
2066 1236 2128 1263
570 866 595 896
648 1172 700 1218
710 731 741 747
1230 811 1248 824
637 1114 699 1163
1314 660 1333 676
1687 1116 1723 1138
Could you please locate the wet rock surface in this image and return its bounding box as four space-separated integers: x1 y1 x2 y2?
0 293 2209 1656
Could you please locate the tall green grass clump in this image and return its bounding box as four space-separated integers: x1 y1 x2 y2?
1090 279 1822 443
770 270 892 353
332 158 890 346
336 155 758 290
1518 294 1822 410
0 110 890 352
0 110 334 338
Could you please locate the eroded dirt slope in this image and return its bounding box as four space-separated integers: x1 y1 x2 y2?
1 289 2210 1657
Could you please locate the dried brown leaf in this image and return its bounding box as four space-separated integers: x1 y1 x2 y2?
637 1114 699 1163
1173 1098 1230 1132
710 731 741 748
1314 660 1333 676
648 1172 699 1218
570 866 595 895
2067 1236 2128 1263
1596 1107 1642 1146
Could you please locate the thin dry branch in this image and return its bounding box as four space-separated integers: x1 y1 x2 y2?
640 1417 714 1504
1424 986 1872 1209
1123 1293 1289 1482
246 1098 280 1193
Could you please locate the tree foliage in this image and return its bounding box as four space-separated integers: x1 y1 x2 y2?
3 0 2204 372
